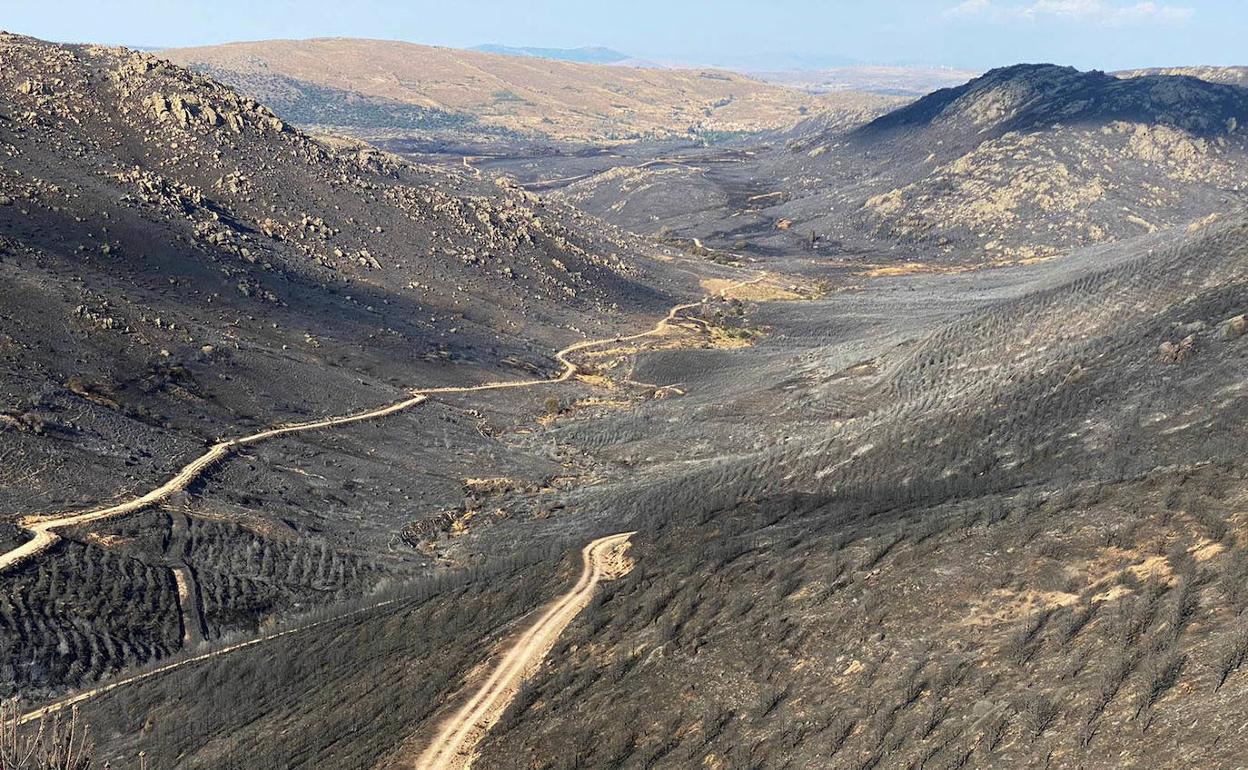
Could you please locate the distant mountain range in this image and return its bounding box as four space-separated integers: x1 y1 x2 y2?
474 44 980 96
471 44 635 65
469 45 868 72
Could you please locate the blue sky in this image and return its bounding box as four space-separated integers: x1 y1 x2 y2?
4 0 1244 71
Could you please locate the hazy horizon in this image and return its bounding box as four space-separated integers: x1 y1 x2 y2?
4 0 1246 73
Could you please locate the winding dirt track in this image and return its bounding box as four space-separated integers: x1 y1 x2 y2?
0 274 759 575
9 272 760 727
415 532 636 770
0 394 429 573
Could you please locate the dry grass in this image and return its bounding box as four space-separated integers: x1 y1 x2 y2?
700 277 804 301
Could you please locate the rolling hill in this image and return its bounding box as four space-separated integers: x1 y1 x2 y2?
552 64 1248 264
6 24 1248 770
158 38 835 144
62 171 1248 770
469 211 1248 770
840 64 1248 259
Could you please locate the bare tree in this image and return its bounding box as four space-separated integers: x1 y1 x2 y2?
0 700 93 770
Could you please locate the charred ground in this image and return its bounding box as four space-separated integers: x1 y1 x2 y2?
0 31 692 704
526 65 1248 267
2 30 1247 770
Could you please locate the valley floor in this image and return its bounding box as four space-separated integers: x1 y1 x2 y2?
14 212 1243 770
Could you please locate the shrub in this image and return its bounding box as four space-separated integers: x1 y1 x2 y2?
1055 601 1098 646
1088 651 1138 723
1215 619 1248 691
1134 650 1186 718
1021 692 1059 737
976 710 1010 756
1002 609 1050 664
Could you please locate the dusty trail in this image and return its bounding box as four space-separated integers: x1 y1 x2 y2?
0 394 429 573
415 532 636 770
0 273 761 575
17 532 633 731
12 271 762 728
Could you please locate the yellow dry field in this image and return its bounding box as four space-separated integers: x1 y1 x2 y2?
700 276 804 301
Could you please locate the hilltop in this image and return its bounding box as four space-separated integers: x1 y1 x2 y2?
859 63 1248 139
840 64 1248 259
470 44 637 66
554 64 1248 263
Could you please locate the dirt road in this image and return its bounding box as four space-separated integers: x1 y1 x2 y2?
18 532 633 732
0 394 429 573
12 272 762 726
415 532 636 770
0 273 761 575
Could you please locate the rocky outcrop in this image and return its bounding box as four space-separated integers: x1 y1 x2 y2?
859 64 1248 140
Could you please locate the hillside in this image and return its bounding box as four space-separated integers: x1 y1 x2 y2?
470 216 1248 770
0 29 693 706
60 193 1248 770
555 64 1248 263
6 21 1248 770
158 38 832 144
860 64 1248 138
840 64 1248 259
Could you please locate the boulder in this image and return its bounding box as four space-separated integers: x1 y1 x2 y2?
1219 314 1246 341
1159 334 1197 363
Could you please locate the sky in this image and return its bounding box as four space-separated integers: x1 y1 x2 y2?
4 0 1245 72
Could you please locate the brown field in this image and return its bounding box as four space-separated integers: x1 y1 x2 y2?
161 38 850 142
